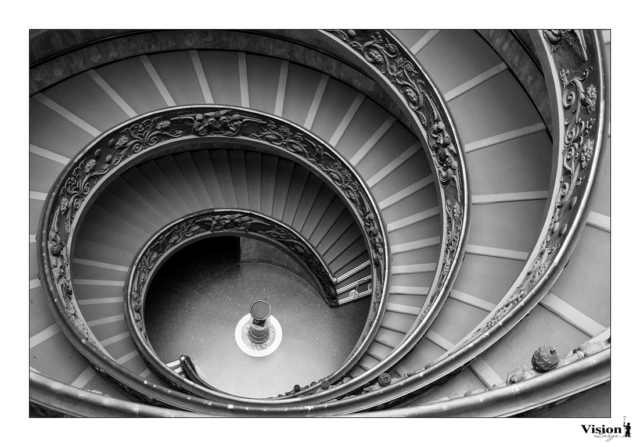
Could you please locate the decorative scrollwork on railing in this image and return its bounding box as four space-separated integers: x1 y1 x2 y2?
129 209 337 342
38 104 389 406
169 109 388 330
327 29 466 325
543 30 588 62
40 117 188 356
33 30 608 416
473 38 604 337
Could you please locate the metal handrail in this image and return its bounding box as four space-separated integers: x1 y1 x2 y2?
30 29 607 416
36 105 393 412
125 208 341 398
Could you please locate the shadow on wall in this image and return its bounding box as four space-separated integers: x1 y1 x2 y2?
240 237 319 290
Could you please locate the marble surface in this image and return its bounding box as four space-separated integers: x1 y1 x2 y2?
144 237 369 398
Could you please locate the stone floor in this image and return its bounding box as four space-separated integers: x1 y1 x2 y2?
144 237 369 398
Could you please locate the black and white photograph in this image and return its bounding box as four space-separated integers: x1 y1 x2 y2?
14 1 635 443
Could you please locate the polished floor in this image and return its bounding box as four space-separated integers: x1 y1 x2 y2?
145 237 369 398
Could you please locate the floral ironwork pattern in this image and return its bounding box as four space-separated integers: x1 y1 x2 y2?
474 64 600 336
172 111 389 331
109 117 183 166
39 105 388 363
327 29 466 324
40 117 185 354
128 210 338 341
172 110 266 136
543 30 588 62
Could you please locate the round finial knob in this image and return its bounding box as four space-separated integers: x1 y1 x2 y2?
378 373 392 387
321 380 330 390
347 30 356 38
532 345 560 372
293 384 300 393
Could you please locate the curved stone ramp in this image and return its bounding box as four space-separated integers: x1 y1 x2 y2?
30 49 441 396
385 30 609 405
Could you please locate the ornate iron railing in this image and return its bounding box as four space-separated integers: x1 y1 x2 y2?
325 30 467 334
129 208 337 321
349 330 611 417
125 208 342 396
31 29 607 416
29 369 200 418
34 28 470 414
32 29 470 403
309 29 609 409
37 104 395 412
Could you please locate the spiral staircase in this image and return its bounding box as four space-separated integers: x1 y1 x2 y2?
29 29 610 417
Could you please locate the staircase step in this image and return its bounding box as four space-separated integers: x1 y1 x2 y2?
291 174 323 232
388 218 441 247
76 220 146 256
29 152 65 193
374 327 404 349
309 78 361 142
334 252 370 281
317 209 353 254
30 287 57 338
42 70 131 132
228 151 250 209
386 302 421 316
137 161 192 216
154 155 202 212
428 300 490 350
282 63 323 126
210 150 238 208
147 51 204 106
390 272 435 288
328 238 367 274
96 56 167 114
357 353 378 371
74 237 135 267
356 121 418 180
324 224 362 264
282 166 309 226
29 99 95 158
380 311 415 334
29 197 45 234
371 151 433 206
397 338 447 375
84 200 154 242
413 29 503 102
191 150 227 207
174 152 214 209
106 177 170 229
244 152 262 211
334 98 389 161
198 51 242 106
388 294 428 309
300 184 335 239
381 184 438 224
77 301 125 321
30 331 93 385
272 159 294 220
260 155 279 216
121 168 182 222
309 198 346 247
335 265 372 291
367 342 393 362
246 54 281 114
468 201 546 254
